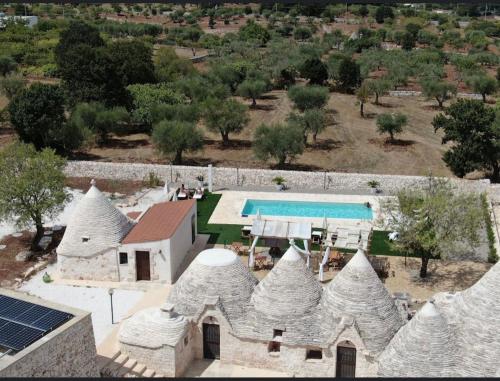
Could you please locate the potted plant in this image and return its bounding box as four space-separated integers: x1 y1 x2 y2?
196 175 204 188
367 180 381 194
272 176 286 191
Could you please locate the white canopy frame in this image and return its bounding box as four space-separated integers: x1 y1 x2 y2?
248 219 312 269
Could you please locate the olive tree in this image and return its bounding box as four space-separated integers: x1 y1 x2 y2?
152 120 203 164
237 79 267 107
421 80 457 109
0 143 71 249
466 75 498 103
253 122 304 168
380 176 484 278
204 98 249 145
376 112 408 142
288 85 329 112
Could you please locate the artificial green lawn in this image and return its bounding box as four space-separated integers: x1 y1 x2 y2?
196 193 409 257
196 193 246 245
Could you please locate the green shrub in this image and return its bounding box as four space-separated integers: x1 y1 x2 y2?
481 193 498 263
143 171 162 188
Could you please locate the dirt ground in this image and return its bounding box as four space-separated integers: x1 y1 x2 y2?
382 256 492 301
77 91 453 177
0 230 61 287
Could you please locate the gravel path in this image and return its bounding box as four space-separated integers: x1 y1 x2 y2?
18 263 144 345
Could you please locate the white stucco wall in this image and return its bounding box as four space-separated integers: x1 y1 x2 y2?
58 249 120 281
168 205 197 283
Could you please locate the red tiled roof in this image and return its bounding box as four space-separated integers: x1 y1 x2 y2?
126 211 142 220
122 199 195 244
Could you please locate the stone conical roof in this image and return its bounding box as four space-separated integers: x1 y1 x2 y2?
238 246 323 346
250 245 322 319
57 181 133 257
433 260 500 376
119 304 188 348
167 248 258 323
321 249 404 353
378 301 457 377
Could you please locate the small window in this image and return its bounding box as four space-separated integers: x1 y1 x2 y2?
306 349 323 360
184 336 188 346
81 236 89 243
273 329 283 337
268 341 280 353
119 252 128 264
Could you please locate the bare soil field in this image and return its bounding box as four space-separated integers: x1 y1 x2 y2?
383 256 492 301
73 91 453 177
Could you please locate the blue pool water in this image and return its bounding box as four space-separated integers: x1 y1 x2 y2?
241 199 373 220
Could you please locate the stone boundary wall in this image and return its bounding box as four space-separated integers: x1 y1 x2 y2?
65 161 490 195
389 90 482 100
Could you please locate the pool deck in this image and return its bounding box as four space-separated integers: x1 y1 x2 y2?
209 190 386 228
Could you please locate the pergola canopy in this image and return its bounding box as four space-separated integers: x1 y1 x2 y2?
250 219 312 240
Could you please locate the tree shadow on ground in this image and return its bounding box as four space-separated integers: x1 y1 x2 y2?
203 138 252 150
271 162 324 171
364 112 378 119
251 104 275 111
68 151 103 161
259 94 279 100
368 138 416 151
410 259 490 291
422 104 443 112
307 138 343 151
102 137 151 149
373 101 397 108
220 139 252 150
182 157 222 166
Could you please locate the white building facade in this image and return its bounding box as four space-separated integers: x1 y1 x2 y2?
57 181 196 283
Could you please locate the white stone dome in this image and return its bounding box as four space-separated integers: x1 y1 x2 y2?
119 304 188 348
57 182 133 257
378 301 457 377
321 249 404 353
434 260 500 376
167 248 258 320
250 245 322 319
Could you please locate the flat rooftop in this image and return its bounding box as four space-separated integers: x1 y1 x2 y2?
0 289 91 370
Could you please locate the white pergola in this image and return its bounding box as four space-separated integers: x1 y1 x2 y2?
248 219 312 269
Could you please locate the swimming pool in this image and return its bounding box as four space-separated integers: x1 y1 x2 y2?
241 199 373 220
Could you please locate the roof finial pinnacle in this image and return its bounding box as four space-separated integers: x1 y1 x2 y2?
90 179 96 186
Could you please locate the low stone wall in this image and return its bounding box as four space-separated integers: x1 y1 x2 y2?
389 90 482 100
65 161 490 195
0 313 98 377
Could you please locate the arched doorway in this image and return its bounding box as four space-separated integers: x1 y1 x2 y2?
336 341 356 378
202 317 220 359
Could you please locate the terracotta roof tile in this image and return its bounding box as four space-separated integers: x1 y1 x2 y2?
126 211 142 220
122 199 195 244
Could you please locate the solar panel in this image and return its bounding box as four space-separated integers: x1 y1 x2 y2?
0 295 73 352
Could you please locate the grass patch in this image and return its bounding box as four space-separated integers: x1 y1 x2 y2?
197 193 248 245
370 230 417 257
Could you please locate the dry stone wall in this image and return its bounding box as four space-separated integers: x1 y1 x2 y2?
0 314 98 377
65 161 490 195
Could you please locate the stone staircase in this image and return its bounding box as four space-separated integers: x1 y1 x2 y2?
98 350 164 378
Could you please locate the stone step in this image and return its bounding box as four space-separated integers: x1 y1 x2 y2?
96 350 121 372
104 354 129 376
116 358 138 377
130 363 147 376
153 373 164 377
143 369 156 377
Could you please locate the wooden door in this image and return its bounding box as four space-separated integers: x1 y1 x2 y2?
135 251 150 281
203 323 220 359
336 346 356 378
